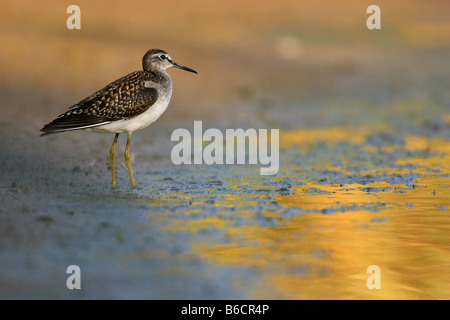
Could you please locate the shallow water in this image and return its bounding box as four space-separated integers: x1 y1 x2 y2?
127 125 450 299
2 114 448 299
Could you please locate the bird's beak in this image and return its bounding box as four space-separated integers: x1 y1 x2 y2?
170 59 198 74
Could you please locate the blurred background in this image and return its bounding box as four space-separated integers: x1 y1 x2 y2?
2 0 449 131
1 0 450 299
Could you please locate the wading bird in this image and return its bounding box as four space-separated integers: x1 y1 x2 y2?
41 49 197 189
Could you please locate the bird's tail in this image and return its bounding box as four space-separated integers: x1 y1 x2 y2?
40 114 111 137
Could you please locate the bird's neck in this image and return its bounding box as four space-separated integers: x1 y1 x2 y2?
145 69 172 88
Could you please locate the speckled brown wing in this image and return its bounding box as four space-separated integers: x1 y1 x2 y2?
40 71 158 135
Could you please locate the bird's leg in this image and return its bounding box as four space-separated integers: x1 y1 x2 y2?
110 133 119 188
125 132 136 189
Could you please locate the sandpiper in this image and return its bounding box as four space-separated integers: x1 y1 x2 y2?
41 49 197 189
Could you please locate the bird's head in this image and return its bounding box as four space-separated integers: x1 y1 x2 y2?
142 49 197 74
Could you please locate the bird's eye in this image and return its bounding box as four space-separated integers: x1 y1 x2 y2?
160 55 167 60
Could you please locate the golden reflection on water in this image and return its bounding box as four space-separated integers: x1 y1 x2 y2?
151 128 450 299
